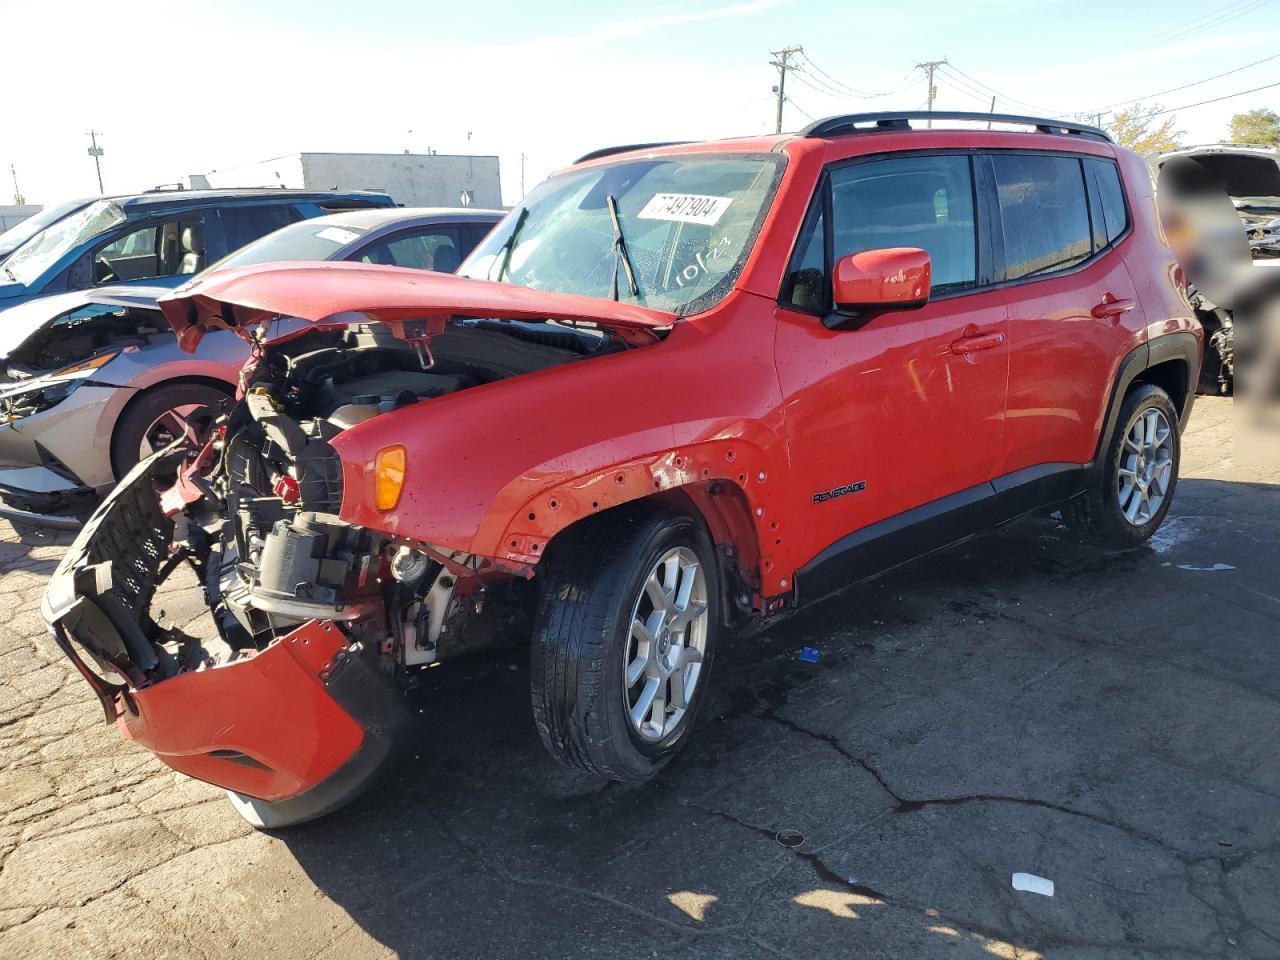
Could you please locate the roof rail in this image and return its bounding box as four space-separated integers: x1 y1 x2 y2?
800 111 1112 143
574 142 692 164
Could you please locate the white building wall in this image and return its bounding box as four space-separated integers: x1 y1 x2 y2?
299 154 502 207
188 153 502 208
194 155 308 190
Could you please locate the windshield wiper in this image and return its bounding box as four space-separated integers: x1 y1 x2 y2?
606 194 640 301
494 207 529 283
2 265 17 284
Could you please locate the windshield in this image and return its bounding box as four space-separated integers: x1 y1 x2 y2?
3 200 126 286
0 200 91 260
207 219 370 272
458 155 784 315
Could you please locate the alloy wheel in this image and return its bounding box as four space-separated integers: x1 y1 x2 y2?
1116 408 1174 525
623 546 709 742
139 403 211 460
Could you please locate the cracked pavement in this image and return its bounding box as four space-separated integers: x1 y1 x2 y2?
1 396 1277 959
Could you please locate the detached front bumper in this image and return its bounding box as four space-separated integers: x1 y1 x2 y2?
41 453 413 827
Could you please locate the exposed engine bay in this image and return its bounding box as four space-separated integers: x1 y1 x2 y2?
44 314 630 707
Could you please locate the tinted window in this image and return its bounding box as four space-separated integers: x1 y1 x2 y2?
1086 158 1129 244
359 226 463 272
829 155 977 293
220 204 303 252
993 155 1092 279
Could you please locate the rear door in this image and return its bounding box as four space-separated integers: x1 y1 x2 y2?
990 152 1139 476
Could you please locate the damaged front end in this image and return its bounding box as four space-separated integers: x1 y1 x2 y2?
42 263 673 826
41 442 416 828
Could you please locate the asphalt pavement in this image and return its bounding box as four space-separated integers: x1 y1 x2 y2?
1 395 1277 960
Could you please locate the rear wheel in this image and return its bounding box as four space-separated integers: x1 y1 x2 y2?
111 382 229 480
1063 383 1180 547
530 504 720 780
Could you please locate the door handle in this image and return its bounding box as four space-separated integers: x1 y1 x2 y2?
1091 294 1135 320
950 331 1006 354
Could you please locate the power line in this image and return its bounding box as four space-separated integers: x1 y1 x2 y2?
938 63 1063 116
1101 51 1280 109
787 67 852 99
796 52 916 99
1131 0 1268 52
786 96 817 122
1141 79 1280 117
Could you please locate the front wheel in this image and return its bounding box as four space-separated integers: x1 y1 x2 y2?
530 505 720 781
1063 383 1181 547
111 382 230 480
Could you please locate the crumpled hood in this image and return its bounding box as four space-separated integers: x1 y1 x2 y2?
158 261 678 353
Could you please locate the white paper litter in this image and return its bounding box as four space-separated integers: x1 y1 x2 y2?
1176 563 1235 572
1011 872 1054 897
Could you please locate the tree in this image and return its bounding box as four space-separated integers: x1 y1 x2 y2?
1105 104 1184 156
1229 108 1280 145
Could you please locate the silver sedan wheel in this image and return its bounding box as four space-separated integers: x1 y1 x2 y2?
1116 408 1174 525
139 403 208 460
624 546 709 743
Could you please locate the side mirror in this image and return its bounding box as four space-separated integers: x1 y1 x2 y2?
826 247 932 330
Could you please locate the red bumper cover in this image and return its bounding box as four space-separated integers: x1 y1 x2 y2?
119 620 365 800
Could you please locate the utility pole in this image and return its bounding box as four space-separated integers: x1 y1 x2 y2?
770 46 803 134
86 130 105 194
10 164 24 205
987 95 996 129
915 60 947 127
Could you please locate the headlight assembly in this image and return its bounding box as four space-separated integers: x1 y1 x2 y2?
0 350 119 423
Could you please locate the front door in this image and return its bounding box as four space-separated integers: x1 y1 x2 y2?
775 152 1009 581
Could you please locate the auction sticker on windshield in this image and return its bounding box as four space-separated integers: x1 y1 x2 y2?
317 226 361 245
638 194 733 226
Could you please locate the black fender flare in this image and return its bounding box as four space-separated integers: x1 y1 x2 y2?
1091 332 1200 468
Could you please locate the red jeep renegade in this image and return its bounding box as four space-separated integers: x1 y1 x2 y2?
43 112 1201 827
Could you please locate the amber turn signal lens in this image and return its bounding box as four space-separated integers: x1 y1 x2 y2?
374 445 406 511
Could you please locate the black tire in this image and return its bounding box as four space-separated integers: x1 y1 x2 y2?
111 382 230 480
530 504 721 781
1063 383 1181 548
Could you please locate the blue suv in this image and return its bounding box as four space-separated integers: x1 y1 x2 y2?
0 189 394 309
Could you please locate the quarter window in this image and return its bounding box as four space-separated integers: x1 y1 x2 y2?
829 155 978 294
1086 158 1129 245
992 155 1092 280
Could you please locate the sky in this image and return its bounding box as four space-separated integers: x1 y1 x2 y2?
0 0 1277 207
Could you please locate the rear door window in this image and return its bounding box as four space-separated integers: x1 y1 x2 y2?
219 204 303 253
991 155 1092 280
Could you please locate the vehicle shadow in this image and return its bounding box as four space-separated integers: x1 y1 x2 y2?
277 479 1275 959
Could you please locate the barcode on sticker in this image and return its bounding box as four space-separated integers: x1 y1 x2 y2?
637 194 733 226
